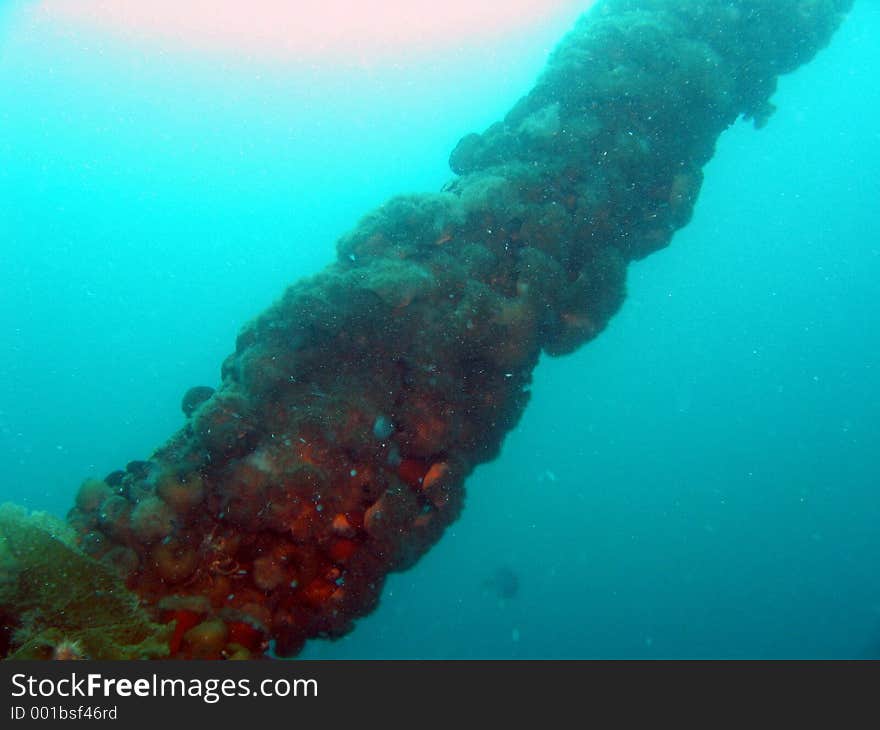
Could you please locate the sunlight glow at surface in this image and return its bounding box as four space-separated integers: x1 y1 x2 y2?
36 0 585 64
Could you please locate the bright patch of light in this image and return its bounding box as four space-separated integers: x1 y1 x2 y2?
35 0 584 64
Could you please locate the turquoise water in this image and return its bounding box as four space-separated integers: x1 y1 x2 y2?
1 2 878 658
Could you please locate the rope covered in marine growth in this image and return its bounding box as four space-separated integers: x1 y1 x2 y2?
66 0 853 658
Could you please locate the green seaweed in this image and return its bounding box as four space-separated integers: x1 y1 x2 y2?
0 503 169 660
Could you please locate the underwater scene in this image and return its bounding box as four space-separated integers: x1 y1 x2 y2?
0 0 877 659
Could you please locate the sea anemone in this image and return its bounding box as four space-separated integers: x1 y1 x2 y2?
130 497 174 544
51 638 87 660
181 385 215 418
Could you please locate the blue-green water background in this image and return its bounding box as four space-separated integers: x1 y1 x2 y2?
1 2 878 658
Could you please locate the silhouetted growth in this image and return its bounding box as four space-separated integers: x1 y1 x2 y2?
181 386 216 418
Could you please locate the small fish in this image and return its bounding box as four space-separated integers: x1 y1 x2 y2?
482 566 519 600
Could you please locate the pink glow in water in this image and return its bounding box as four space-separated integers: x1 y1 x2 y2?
35 1 583 63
